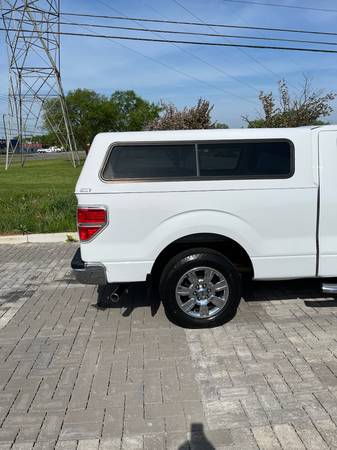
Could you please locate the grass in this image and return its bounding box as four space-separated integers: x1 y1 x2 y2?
0 159 82 234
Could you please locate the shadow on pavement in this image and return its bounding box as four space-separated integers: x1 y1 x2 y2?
95 282 161 317
243 278 327 302
178 423 216 450
304 298 337 308
94 277 337 322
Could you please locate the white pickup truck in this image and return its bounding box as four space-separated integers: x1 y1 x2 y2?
71 126 337 327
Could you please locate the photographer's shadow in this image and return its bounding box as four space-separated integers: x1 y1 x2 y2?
179 424 215 450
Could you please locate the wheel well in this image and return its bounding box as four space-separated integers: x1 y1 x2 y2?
151 233 254 281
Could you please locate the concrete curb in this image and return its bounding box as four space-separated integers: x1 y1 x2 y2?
0 232 79 245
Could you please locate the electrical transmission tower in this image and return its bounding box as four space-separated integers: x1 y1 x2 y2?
1 0 79 169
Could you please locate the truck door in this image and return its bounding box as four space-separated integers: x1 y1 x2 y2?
319 130 337 276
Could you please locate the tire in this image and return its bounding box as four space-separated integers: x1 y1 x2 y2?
159 248 241 328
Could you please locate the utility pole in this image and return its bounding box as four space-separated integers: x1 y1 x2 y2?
1 0 79 169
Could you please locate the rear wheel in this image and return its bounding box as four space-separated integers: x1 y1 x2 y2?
159 248 241 328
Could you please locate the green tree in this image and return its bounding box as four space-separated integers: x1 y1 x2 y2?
244 78 336 128
110 90 160 132
32 133 55 147
43 89 160 150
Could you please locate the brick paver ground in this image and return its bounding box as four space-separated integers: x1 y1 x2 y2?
1 243 337 449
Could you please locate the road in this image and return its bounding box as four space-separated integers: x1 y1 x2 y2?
0 151 86 164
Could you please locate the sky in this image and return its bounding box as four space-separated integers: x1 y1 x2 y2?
1 0 337 129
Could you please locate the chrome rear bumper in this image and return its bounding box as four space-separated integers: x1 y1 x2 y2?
71 248 107 285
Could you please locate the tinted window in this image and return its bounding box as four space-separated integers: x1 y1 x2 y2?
198 143 242 176
103 144 196 179
102 140 293 181
198 141 292 177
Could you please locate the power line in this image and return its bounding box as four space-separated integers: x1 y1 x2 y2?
218 0 314 86
91 0 261 101
222 0 337 13
137 1 261 94
94 0 258 95
2 8 336 120
7 8 336 104
4 27 337 54
60 15 257 106
14 18 337 48
170 0 285 83
52 11 337 38
169 0 322 92
3 7 337 37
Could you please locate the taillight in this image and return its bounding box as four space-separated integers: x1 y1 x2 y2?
77 207 107 242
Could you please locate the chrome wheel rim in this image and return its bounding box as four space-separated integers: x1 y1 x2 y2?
175 266 229 319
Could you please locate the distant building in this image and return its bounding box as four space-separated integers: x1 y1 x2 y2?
24 141 43 152
0 139 43 154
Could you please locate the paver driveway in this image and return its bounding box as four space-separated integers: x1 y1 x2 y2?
1 243 337 449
